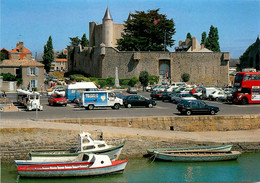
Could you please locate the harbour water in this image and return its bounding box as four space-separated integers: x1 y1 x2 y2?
1 153 260 183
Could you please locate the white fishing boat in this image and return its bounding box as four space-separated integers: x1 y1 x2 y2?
17 154 128 177
29 132 125 163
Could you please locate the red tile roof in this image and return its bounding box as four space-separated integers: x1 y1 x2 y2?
9 44 31 53
55 59 67 62
0 59 44 67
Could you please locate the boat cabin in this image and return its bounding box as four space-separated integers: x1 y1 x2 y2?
78 132 109 152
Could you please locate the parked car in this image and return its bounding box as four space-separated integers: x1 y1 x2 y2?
152 85 168 92
179 88 193 94
219 91 233 103
208 90 225 101
123 95 156 108
127 87 137 94
162 91 176 102
48 94 68 106
170 82 186 88
176 100 219 115
172 93 197 104
193 90 203 99
190 87 202 95
150 91 163 100
145 85 153 92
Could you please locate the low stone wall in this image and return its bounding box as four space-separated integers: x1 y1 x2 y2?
44 115 260 132
1 127 260 162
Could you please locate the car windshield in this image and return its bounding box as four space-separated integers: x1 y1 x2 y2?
181 94 192 97
54 95 64 98
177 83 184 86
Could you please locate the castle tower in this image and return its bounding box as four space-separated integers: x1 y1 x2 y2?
102 7 113 47
127 12 133 21
89 22 96 47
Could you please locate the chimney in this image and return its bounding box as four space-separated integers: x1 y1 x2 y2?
191 37 196 51
201 44 205 49
18 42 23 52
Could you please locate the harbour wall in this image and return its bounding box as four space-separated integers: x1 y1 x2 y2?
43 115 260 132
1 127 260 163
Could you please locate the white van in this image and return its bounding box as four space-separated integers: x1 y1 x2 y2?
81 90 123 110
202 87 218 100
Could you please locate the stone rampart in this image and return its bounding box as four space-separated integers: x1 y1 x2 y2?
43 115 260 132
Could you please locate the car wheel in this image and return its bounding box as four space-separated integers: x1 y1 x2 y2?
64 104 67 107
241 98 248 105
210 110 216 115
88 104 94 110
148 103 153 108
127 104 132 108
186 110 191 115
162 99 164 102
113 103 120 110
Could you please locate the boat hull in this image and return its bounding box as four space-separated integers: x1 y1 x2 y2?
18 160 128 178
154 151 241 162
147 145 233 155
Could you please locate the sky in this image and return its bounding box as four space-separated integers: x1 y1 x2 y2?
1 0 260 58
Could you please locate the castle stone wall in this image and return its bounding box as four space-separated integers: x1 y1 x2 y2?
99 48 229 86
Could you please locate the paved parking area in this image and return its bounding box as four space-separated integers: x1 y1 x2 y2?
1 91 260 120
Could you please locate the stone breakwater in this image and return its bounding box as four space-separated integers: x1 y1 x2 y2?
1 115 260 162
44 115 260 132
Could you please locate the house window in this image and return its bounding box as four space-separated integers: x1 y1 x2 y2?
30 68 36 75
30 80 36 88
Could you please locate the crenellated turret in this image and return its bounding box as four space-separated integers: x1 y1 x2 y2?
102 7 113 47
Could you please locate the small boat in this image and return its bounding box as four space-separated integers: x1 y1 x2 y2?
153 150 241 162
147 144 233 155
15 153 87 166
29 132 125 162
17 154 128 178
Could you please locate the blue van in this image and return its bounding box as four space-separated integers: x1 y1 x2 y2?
65 82 98 102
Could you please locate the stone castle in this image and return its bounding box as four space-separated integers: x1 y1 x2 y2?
68 8 230 86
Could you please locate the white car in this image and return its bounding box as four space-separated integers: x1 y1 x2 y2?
180 88 193 94
153 85 168 92
193 90 202 99
208 90 225 101
172 93 197 104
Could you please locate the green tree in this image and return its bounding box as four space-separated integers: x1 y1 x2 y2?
205 25 220 52
57 52 67 59
42 36 54 73
117 9 176 51
139 71 149 90
69 36 81 46
201 32 207 45
81 33 89 47
186 32 192 40
0 51 8 61
128 77 139 87
181 73 190 82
